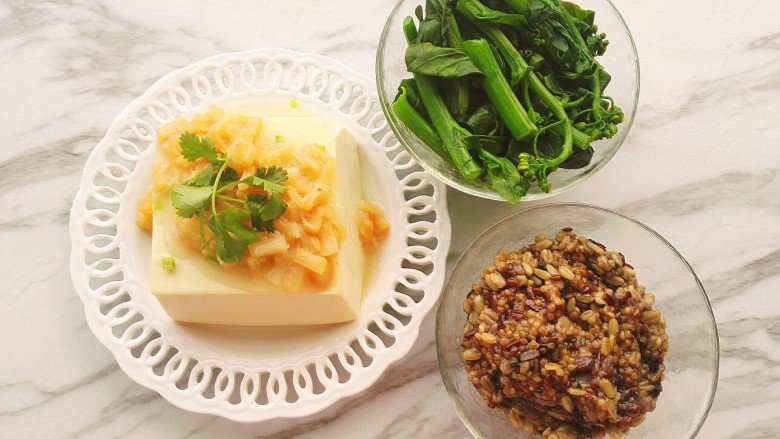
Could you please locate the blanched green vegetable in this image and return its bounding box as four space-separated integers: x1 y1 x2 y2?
403 14 484 181
392 84 448 160
405 43 483 78
461 38 537 141
479 149 529 203
393 0 624 202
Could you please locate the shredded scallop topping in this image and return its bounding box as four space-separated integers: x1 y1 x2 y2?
137 106 388 292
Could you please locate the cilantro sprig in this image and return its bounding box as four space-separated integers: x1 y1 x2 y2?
169 132 289 264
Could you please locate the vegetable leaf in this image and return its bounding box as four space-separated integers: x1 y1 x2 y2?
416 17 444 45
479 149 529 204
536 129 564 159
206 208 258 264
562 1 595 25
465 103 499 135
464 135 505 155
425 0 448 19
258 193 287 221
559 145 594 169
246 193 287 232
406 43 484 78
246 196 272 232
524 0 597 75
168 132 289 264
179 131 221 163
186 165 215 187
242 165 289 194
170 184 212 218
221 166 240 184
424 0 457 46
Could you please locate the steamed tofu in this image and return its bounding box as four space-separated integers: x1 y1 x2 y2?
150 117 365 326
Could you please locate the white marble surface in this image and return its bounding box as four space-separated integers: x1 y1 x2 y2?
1 0 779 438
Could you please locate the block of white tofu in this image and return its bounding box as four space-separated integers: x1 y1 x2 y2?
150 117 365 326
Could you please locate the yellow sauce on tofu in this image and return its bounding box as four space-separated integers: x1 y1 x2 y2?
137 106 387 294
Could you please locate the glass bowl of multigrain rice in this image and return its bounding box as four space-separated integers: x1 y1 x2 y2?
436 203 718 439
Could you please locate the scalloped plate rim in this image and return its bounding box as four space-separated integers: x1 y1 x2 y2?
69 48 451 422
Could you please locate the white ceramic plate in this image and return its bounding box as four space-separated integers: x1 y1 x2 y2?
69 48 451 422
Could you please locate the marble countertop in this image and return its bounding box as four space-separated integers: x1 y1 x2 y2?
2 0 779 437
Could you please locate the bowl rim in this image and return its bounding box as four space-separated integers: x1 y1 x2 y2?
376 0 642 202
434 202 719 438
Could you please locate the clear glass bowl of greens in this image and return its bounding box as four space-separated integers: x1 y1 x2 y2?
436 203 718 438
376 0 639 203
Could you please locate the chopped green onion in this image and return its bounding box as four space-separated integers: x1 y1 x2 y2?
162 256 176 272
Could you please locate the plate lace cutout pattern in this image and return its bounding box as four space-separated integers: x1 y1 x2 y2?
70 49 450 421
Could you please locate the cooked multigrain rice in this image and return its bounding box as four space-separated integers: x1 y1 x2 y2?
461 229 669 439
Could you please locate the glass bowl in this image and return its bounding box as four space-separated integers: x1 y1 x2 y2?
376 0 640 202
436 203 718 438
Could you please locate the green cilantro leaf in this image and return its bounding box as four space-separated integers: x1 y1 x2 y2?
186 165 215 187
246 194 271 232
242 165 288 194
221 166 240 184
245 193 266 212
206 208 258 264
168 132 289 264
179 131 221 163
170 184 213 218
256 165 287 183
258 193 287 221
246 193 287 232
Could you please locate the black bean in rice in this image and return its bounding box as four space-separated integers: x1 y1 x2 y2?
461 229 669 439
